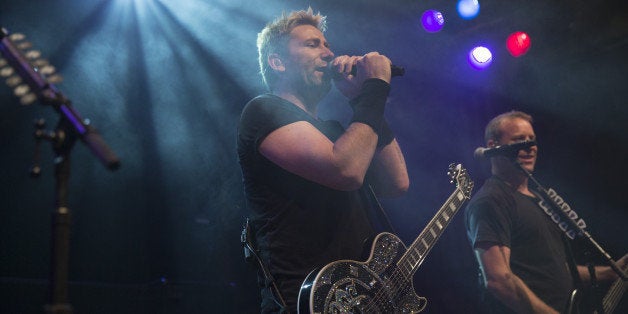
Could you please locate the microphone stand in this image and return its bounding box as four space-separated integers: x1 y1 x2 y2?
515 162 626 313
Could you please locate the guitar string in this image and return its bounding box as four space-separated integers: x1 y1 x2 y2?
604 279 625 312
602 263 627 313
365 196 459 311
364 232 435 312
362 194 462 311
361 229 425 312
358 173 470 311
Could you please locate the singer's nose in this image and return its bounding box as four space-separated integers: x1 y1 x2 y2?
322 47 334 62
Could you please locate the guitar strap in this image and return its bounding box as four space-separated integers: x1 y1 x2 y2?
563 234 583 291
241 218 289 313
364 184 397 234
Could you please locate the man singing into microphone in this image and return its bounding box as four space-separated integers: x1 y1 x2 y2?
237 8 409 313
465 111 627 313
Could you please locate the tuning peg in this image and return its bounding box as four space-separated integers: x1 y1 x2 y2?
0 58 6 67
6 75 22 87
32 58 48 66
9 33 25 41
0 66 14 77
20 93 37 105
39 64 56 75
46 74 63 84
25 50 42 60
13 84 30 97
32 59 49 68
16 41 33 50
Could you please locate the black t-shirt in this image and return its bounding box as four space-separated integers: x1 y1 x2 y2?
237 94 378 312
465 177 574 313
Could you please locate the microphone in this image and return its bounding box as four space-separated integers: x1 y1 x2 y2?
474 140 537 160
327 64 405 77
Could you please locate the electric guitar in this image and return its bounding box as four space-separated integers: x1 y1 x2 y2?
298 163 473 313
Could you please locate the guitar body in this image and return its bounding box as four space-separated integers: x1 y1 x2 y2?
298 164 474 313
298 232 427 313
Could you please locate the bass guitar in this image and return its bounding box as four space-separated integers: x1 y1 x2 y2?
298 163 473 313
567 265 626 314
600 273 627 314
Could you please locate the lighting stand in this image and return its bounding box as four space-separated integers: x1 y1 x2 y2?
31 90 119 314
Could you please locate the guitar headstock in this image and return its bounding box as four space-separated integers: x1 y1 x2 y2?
448 163 474 199
0 27 62 105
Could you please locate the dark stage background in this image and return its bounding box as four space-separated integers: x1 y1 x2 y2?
1 0 626 313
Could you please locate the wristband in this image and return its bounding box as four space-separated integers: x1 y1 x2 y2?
349 78 391 134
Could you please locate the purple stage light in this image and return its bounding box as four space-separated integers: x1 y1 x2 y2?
421 10 445 33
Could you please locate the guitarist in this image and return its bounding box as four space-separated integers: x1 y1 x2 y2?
237 8 410 313
464 111 628 314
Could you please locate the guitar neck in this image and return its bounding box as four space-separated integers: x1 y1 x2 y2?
397 187 467 276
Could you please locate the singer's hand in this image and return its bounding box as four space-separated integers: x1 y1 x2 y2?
357 52 392 84
330 55 360 99
332 52 392 99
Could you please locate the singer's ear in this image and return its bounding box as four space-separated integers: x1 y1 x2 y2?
268 53 285 72
487 139 497 148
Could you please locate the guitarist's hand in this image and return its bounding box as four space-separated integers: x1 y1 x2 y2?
598 253 628 282
615 254 628 278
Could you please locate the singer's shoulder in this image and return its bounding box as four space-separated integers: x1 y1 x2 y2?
243 94 286 114
245 93 281 106
240 93 315 128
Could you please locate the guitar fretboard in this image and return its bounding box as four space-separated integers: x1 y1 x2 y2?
397 188 467 277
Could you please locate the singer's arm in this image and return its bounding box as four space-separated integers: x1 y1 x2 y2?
474 243 560 314
332 53 407 196
368 139 409 197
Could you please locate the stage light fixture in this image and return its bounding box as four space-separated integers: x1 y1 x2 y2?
457 0 480 20
506 31 531 57
421 10 445 33
468 46 492 70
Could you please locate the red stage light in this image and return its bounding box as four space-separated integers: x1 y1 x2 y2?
506 31 531 57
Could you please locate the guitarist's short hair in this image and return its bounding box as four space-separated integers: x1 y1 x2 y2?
484 111 533 143
257 7 327 90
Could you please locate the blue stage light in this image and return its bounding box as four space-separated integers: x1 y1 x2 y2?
457 0 480 20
